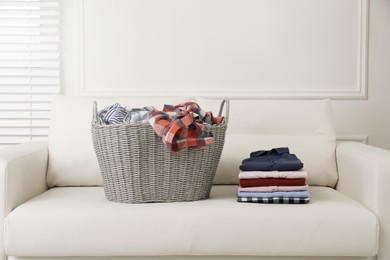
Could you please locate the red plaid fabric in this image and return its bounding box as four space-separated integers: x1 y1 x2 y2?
148 102 224 152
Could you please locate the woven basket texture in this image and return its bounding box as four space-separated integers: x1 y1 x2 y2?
91 100 228 203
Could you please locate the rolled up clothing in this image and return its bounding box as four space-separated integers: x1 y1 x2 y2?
238 184 309 192
239 178 306 187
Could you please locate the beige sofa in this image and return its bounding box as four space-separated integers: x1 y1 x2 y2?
1 95 389 260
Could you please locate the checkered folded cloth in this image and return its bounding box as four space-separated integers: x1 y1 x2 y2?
148 102 224 152
237 196 310 204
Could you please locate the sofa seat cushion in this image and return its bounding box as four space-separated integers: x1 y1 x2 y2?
5 186 378 258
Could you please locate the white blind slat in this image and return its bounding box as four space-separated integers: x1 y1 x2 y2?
0 94 56 102
0 35 59 43
0 127 48 136
0 77 60 85
0 86 60 92
0 18 58 25
0 27 58 35
0 102 51 110
0 45 58 52
0 52 59 60
0 111 50 118
0 0 60 147
0 60 59 67
0 19 58 24
0 68 59 76
0 119 50 127
0 11 59 17
0 135 48 144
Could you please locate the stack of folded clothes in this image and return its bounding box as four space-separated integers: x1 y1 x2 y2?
237 147 310 204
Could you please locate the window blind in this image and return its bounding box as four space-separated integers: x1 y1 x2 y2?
0 0 60 149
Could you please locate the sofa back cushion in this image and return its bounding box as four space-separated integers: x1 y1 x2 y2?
47 95 189 187
197 98 338 187
48 96 337 188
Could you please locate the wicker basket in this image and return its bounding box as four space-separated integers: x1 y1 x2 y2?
91 99 229 203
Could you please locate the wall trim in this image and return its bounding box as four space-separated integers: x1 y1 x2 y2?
77 0 369 100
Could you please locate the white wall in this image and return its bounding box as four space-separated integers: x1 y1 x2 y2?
331 0 390 149
62 0 390 149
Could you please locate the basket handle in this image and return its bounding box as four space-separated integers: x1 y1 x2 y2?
92 101 98 123
218 99 229 123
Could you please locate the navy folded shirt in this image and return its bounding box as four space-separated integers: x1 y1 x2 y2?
239 147 303 171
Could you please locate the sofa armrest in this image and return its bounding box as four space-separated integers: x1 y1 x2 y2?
0 142 48 260
336 141 390 260
0 141 48 214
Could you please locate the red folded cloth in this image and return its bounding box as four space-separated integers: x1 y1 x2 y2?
239 178 306 187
